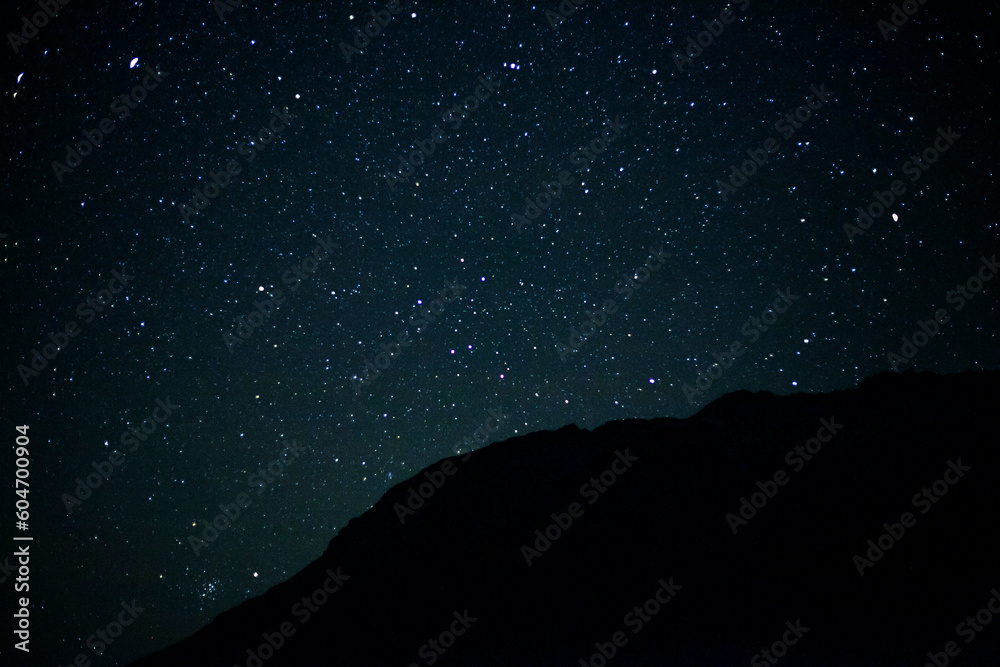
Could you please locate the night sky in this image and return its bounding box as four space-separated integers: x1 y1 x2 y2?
3 0 998 664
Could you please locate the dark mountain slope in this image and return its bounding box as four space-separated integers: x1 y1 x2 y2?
130 370 1000 666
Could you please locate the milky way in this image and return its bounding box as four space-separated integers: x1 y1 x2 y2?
2 1 998 664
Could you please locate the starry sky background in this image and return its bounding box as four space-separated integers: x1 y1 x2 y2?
2 0 998 664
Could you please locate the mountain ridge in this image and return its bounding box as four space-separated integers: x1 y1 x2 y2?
129 369 1000 666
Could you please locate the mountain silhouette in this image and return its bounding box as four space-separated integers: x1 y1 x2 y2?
129 369 1000 666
